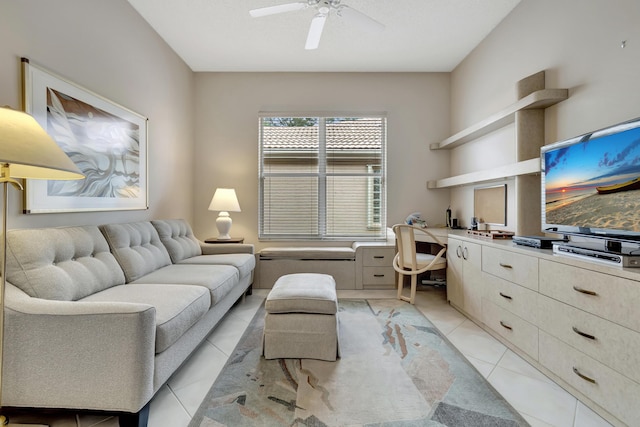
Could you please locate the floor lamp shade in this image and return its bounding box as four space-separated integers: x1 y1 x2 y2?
208 188 241 240
0 108 85 180
0 107 84 421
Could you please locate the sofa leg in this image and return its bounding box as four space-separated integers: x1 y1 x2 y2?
246 284 253 296
119 402 150 427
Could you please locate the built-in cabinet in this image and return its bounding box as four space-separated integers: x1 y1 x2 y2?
353 242 396 290
447 235 640 427
446 237 483 320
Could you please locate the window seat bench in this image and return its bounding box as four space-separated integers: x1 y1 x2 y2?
257 247 356 289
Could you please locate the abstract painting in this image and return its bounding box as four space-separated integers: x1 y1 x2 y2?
22 58 148 213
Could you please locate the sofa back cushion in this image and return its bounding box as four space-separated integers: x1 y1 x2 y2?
151 219 202 263
5 226 125 301
99 221 172 282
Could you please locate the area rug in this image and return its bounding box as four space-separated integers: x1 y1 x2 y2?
189 299 529 426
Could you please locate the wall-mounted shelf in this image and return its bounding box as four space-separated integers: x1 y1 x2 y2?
427 158 540 189
430 88 568 151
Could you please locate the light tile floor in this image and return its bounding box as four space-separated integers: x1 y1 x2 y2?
8 287 616 427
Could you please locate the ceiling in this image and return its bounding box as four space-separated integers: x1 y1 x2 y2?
126 0 521 72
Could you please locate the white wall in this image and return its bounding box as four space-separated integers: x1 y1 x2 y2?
0 0 195 229
192 72 451 248
449 0 640 229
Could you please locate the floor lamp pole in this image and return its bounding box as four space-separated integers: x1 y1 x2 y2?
0 176 34 427
0 180 8 426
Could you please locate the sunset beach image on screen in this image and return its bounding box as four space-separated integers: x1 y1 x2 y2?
544 125 640 232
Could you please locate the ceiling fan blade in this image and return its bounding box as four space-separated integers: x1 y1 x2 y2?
249 2 307 18
305 13 327 50
338 5 384 33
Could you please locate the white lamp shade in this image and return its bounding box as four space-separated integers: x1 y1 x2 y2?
0 107 84 180
208 188 241 212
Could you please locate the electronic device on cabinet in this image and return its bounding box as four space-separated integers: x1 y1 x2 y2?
541 116 640 254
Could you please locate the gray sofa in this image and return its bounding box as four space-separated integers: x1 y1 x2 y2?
1 219 255 426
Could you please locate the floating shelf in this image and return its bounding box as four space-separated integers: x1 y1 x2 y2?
430 88 568 151
427 158 540 189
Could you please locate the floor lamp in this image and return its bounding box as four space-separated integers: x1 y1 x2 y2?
0 107 84 426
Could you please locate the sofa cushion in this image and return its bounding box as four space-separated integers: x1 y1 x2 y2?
151 219 202 263
82 284 210 353
5 226 125 301
100 222 172 283
177 253 256 278
131 264 239 305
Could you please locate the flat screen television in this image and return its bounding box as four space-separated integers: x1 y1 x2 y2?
541 116 640 244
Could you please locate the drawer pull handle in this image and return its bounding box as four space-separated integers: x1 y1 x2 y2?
573 286 598 296
499 321 512 330
373 256 385 259
572 326 596 340
374 274 385 277
499 292 513 300
499 263 513 269
573 367 597 384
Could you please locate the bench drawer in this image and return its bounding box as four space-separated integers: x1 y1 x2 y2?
362 266 395 287
362 247 395 267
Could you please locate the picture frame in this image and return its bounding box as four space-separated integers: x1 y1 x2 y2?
21 57 148 213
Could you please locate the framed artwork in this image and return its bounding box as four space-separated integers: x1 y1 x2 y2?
21 58 148 213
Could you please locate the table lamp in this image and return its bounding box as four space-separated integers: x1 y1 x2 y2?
0 107 84 425
208 188 241 240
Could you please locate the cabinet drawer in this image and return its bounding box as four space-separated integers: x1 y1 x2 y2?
362 247 395 267
539 331 640 426
482 272 537 325
482 298 538 360
538 295 640 384
539 259 640 332
362 266 395 286
482 246 538 291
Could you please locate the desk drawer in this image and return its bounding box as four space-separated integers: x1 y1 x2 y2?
539 331 640 426
482 299 538 360
539 259 640 332
362 266 395 286
362 247 395 267
482 246 538 291
538 295 640 384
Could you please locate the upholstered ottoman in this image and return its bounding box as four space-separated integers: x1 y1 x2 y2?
262 273 340 361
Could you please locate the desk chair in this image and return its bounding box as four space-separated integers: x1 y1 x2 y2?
392 224 447 304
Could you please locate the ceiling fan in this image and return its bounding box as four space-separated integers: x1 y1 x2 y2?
249 0 385 50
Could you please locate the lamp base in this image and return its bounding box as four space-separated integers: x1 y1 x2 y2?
216 212 232 240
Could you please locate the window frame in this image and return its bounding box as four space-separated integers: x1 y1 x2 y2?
258 112 387 241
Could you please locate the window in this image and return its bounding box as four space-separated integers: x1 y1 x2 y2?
259 114 386 240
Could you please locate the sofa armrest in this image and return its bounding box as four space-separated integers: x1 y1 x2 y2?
199 241 255 255
2 283 156 413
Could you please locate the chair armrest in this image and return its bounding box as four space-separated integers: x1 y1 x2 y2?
2 283 156 413
199 241 255 255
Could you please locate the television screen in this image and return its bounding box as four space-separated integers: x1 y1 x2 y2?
541 117 640 240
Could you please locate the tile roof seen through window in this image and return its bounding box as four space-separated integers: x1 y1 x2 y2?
263 119 383 150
